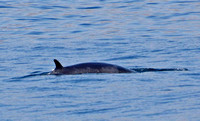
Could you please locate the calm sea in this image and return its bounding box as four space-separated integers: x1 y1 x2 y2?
0 0 200 120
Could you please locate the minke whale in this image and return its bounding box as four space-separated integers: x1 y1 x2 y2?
50 59 132 75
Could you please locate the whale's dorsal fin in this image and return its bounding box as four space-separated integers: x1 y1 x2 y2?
54 59 63 69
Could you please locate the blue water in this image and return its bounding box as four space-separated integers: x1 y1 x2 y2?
0 0 200 120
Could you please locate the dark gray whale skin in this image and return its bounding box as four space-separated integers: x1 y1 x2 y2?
50 59 132 75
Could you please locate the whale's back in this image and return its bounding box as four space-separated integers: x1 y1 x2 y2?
51 60 132 75
65 62 132 74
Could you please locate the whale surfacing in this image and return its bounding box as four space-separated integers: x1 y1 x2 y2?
50 59 132 75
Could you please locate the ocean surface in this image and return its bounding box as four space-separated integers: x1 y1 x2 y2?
0 0 200 120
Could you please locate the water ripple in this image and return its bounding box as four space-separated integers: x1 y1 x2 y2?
77 6 102 9
105 55 147 61
0 5 15 8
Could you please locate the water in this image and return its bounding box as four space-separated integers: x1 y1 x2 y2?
0 0 200 120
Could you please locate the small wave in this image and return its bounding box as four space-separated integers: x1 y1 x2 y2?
20 72 50 78
77 6 102 9
105 55 147 61
0 5 15 8
6 71 49 82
